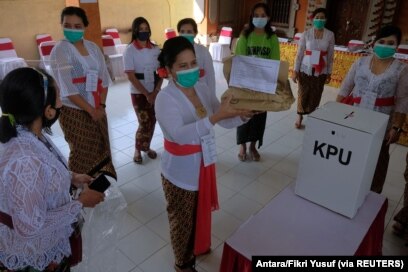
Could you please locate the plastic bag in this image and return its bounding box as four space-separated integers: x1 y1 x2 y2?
72 182 127 272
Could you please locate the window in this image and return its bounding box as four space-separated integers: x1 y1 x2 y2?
269 0 292 27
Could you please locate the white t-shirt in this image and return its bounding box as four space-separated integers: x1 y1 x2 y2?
123 42 161 94
194 43 216 93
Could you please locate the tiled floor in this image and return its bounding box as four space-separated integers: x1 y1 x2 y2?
46 62 408 272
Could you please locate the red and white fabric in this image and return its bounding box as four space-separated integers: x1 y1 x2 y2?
101 35 125 80
35 34 53 46
39 41 57 74
218 26 232 45
165 28 177 40
105 28 121 45
293 33 302 43
397 44 408 54
0 38 27 80
348 40 364 52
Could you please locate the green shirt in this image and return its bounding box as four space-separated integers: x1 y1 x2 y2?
235 32 280 61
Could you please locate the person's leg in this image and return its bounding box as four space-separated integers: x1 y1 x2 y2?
238 143 247 161
249 141 260 161
144 104 157 159
393 152 408 242
162 175 198 270
370 141 390 193
131 94 149 164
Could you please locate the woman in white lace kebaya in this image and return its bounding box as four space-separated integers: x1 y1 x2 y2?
337 25 408 244
292 8 335 128
337 25 408 193
0 68 104 271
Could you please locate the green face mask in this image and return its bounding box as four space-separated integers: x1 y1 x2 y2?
313 19 326 30
373 44 396 59
180 34 195 44
176 67 199 88
63 28 84 43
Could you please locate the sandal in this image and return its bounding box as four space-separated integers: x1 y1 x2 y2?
146 149 157 159
238 153 247 162
133 151 143 164
250 149 260 162
295 115 303 129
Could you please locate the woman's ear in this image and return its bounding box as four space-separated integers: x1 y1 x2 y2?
43 105 54 119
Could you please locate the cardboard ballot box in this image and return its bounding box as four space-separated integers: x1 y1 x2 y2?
295 102 388 218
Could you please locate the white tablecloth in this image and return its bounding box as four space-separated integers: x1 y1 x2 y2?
226 184 386 257
209 43 231 62
0 57 28 80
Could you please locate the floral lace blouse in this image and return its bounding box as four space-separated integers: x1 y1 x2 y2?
0 127 82 271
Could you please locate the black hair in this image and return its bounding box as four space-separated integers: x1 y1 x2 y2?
0 68 57 143
312 8 327 18
243 2 274 39
374 25 402 45
130 17 152 43
60 6 89 27
177 18 198 34
157 36 195 69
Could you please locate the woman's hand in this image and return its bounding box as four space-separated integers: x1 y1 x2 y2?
292 71 299 83
385 128 401 145
78 184 105 208
210 94 254 124
89 108 105 121
71 173 93 188
325 74 331 84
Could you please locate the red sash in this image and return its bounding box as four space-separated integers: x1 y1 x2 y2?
345 96 395 107
305 50 328 74
164 139 219 255
72 76 103 108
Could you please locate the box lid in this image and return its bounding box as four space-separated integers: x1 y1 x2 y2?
310 102 389 134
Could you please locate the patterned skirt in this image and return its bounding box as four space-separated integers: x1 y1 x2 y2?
131 94 156 151
297 72 327 115
161 175 198 267
370 140 390 194
59 106 116 179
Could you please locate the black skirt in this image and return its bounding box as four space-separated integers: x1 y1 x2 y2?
236 112 267 148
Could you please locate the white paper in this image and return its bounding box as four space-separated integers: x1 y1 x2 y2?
86 70 98 92
229 55 280 94
360 91 377 110
310 50 321 65
201 130 217 167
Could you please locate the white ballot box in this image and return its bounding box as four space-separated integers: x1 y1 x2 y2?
295 102 388 218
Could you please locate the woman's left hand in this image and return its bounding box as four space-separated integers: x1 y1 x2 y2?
72 173 94 188
385 128 400 145
325 74 331 84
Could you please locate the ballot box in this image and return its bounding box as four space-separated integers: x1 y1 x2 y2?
295 102 388 218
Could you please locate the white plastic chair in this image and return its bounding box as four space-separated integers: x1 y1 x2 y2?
347 40 365 52
105 28 126 54
0 38 27 80
293 33 302 44
218 26 233 45
39 41 56 74
101 35 124 80
36 34 53 46
165 28 177 40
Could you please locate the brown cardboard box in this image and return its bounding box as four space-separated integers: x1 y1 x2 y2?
222 56 295 112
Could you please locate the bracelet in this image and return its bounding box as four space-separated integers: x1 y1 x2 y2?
100 103 106 109
392 126 403 134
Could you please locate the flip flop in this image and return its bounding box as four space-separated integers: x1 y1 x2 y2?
238 153 247 162
133 151 143 164
146 150 157 159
